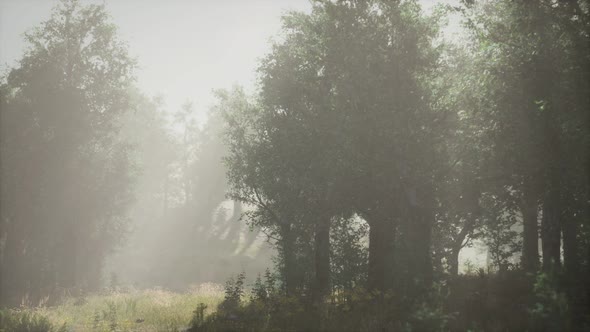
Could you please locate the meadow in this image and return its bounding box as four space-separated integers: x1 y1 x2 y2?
1 284 224 332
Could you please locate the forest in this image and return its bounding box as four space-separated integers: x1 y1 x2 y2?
0 0 589 331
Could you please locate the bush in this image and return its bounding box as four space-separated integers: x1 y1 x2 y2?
189 273 413 332
189 269 587 331
445 269 534 331
528 272 570 331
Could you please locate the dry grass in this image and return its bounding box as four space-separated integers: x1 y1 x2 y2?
23 285 224 332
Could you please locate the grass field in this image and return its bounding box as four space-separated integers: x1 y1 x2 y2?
11 284 224 332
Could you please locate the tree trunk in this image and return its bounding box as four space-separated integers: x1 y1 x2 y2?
449 178 481 277
541 190 561 271
313 217 331 301
405 206 434 293
562 217 578 276
449 246 460 277
367 215 395 293
281 224 297 297
521 179 540 273
449 216 477 277
562 211 583 324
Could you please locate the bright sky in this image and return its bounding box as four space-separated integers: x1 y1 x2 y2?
1 0 446 122
0 0 314 122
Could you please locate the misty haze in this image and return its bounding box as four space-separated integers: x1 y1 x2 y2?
0 0 589 331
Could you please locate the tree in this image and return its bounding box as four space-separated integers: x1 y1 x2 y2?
0 0 136 305
224 0 441 302
457 0 590 323
316 0 441 296
222 86 312 296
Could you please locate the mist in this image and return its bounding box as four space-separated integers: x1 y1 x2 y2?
1 0 589 331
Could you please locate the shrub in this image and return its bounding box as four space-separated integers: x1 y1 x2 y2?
218 272 246 315
528 272 570 331
446 270 532 331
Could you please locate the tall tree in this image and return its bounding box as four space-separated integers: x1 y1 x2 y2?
225 0 440 300
0 0 136 305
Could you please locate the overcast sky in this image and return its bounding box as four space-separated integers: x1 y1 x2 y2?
1 0 444 123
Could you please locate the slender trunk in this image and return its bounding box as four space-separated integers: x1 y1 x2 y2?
313 217 331 301
558 0 585 280
281 224 297 297
540 103 562 272
449 246 460 277
540 103 562 273
562 217 578 276
367 215 395 293
450 179 481 277
520 0 552 275
521 179 539 273
449 216 477 277
541 189 561 271
562 212 583 323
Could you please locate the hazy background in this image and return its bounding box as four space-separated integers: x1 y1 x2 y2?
0 0 473 291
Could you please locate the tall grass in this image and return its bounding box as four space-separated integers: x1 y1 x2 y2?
13 284 224 332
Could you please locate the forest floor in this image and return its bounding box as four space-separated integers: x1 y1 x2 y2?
24 284 224 332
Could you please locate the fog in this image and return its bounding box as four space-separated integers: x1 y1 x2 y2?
1 0 588 331
0 0 315 293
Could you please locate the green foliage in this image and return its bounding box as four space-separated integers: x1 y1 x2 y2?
330 217 368 292
405 301 452 332
218 272 246 315
528 272 570 331
251 274 268 303
190 273 454 332
479 192 522 272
